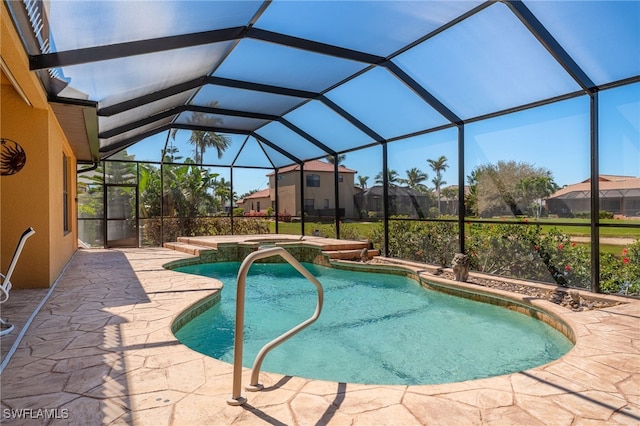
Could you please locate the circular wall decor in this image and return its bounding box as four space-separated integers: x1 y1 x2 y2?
0 138 27 176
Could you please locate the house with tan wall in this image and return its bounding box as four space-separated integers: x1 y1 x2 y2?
1 4 97 289
236 188 271 215
267 160 358 219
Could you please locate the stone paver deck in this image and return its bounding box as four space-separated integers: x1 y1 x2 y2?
1 245 639 425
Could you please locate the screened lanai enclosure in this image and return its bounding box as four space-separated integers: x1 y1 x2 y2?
8 1 639 294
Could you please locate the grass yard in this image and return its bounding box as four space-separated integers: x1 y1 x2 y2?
269 218 637 257
269 221 378 237
270 218 639 239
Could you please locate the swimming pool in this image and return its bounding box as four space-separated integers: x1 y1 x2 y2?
174 261 573 385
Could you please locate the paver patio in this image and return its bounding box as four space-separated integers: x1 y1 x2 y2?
1 246 639 425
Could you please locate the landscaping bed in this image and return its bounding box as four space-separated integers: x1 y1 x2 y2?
436 270 624 311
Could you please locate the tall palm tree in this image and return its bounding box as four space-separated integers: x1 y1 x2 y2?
374 169 401 187
185 131 231 164
427 155 449 214
214 176 232 213
357 175 369 189
170 101 232 164
326 154 346 165
400 167 429 193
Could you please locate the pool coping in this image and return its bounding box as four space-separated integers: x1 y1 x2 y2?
1 244 638 425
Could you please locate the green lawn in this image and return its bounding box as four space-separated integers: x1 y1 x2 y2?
269 218 637 256
271 218 639 239
269 221 378 237
269 219 637 263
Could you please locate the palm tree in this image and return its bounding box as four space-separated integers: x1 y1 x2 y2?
400 167 429 193
214 176 232 213
357 175 369 190
374 169 401 187
326 154 346 165
170 101 232 164
427 155 449 214
185 130 231 164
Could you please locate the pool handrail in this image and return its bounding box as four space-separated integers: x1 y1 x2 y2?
227 246 324 406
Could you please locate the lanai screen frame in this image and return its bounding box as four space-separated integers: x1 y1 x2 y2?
7 0 639 293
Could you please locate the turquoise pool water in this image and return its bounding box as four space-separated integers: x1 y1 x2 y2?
174 262 573 385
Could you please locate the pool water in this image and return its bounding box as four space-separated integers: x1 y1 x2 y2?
174 262 573 385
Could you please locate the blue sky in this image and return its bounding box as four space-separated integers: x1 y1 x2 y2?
89 0 638 197
128 82 639 197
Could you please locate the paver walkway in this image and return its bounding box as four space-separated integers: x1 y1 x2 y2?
1 247 639 425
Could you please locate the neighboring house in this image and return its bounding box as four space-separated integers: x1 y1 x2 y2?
268 160 358 218
237 188 271 214
355 186 432 219
547 175 640 217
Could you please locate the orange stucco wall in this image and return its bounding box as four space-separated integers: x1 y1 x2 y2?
1 4 78 288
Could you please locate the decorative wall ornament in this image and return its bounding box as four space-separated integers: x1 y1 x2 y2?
0 138 27 176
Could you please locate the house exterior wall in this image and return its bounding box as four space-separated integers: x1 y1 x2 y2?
238 194 272 214
1 6 78 288
269 168 357 218
338 173 357 218
270 173 298 216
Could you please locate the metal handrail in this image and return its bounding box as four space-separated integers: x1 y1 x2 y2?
227 247 324 406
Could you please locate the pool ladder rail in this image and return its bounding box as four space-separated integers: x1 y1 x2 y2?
228 246 324 406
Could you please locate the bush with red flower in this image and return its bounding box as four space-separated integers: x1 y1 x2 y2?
369 220 638 295
600 241 640 294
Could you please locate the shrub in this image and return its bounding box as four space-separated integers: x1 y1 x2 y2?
141 216 270 246
600 240 640 294
369 219 458 267
278 212 292 222
599 210 614 219
370 218 638 295
245 211 266 217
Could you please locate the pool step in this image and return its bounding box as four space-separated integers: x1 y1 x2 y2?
163 242 214 256
176 237 223 249
324 248 380 260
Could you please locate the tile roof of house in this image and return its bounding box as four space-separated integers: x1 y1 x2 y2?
549 175 640 199
268 160 357 175
237 188 270 203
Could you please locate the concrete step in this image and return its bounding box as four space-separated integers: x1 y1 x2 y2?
176 237 221 249
163 242 213 256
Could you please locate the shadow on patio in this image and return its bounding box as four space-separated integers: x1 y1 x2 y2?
1 247 639 425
